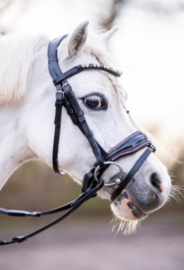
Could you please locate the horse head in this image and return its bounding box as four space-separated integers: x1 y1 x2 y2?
0 21 171 234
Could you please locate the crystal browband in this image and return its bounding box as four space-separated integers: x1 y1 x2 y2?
53 63 122 86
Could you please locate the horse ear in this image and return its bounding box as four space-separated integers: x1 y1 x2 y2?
101 26 119 47
68 21 89 57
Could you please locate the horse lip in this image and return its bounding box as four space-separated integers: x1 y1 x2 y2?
113 189 148 219
107 174 147 219
126 199 147 218
108 172 148 219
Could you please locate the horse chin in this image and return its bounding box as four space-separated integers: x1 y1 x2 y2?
111 189 147 220
110 189 148 234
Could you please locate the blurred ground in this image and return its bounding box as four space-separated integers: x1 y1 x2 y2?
0 212 184 270
0 162 184 270
0 161 184 269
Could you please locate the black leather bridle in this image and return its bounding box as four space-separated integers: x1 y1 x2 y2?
0 35 155 245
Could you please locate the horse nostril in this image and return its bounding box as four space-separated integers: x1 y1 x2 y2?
150 173 162 193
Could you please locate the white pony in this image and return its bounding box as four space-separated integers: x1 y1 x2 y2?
0 21 171 233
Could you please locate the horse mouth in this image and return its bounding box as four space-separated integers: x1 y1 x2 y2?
112 189 147 220
123 190 147 218
106 173 147 220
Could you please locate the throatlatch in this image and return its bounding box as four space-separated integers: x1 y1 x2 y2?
0 35 155 245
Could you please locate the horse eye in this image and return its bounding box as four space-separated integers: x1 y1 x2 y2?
83 95 107 110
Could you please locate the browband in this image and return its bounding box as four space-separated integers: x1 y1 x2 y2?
53 64 122 86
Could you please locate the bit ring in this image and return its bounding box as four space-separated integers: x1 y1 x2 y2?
94 161 123 187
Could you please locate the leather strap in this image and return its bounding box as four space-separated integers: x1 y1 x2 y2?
48 35 67 83
81 132 155 193
52 94 64 174
53 64 122 85
48 36 110 172
111 147 155 201
0 179 104 245
63 83 105 167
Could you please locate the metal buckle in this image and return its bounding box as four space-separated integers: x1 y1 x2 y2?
56 90 65 101
62 82 69 89
149 143 156 152
56 90 64 96
94 161 123 187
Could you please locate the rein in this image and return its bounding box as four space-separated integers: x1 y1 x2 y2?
0 35 155 245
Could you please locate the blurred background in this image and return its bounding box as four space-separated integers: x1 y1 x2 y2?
0 0 184 269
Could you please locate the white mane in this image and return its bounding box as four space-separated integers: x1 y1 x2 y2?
0 32 125 106
0 34 48 106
